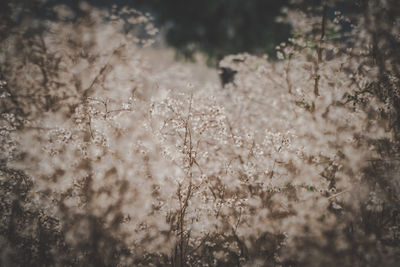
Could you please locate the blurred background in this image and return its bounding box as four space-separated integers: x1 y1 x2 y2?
1 0 365 65
63 0 291 63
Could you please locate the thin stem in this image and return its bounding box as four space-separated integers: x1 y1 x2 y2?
314 3 328 97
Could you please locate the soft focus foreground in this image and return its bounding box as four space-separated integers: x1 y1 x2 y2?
1 1 400 266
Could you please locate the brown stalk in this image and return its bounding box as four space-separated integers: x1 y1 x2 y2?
314 3 328 97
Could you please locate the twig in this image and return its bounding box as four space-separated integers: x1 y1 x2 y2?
327 189 350 200
314 3 328 97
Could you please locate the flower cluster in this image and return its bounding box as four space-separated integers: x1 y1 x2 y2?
1 1 399 266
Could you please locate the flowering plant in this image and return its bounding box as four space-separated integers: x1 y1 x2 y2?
1 1 399 266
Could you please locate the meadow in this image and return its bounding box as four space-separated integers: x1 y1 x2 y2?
1 1 399 266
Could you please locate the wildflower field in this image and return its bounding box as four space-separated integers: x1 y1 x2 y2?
1 0 399 266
